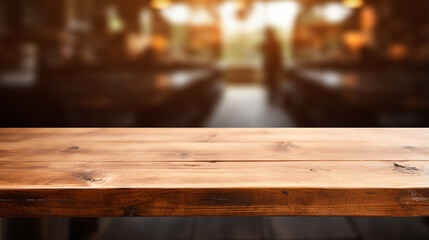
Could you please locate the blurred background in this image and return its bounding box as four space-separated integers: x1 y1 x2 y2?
0 0 429 239
0 0 428 127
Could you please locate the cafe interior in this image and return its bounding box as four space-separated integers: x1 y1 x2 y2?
0 0 429 239
0 0 428 128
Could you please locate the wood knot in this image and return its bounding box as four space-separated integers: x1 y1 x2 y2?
398 190 429 210
205 134 218 141
62 146 80 152
281 190 289 195
206 197 229 202
180 152 190 159
394 163 419 173
402 145 416 150
71 170 104 182
277 141 298 151
123 206 137 217
185 164 199 167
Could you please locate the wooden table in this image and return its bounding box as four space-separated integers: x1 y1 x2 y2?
0 128 428 217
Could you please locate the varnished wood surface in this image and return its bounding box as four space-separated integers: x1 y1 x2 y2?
0 128 428 217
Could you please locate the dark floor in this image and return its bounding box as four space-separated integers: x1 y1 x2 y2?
96 217 429 240
204 84 294 127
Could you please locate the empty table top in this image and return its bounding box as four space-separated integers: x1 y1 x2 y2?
0 128 428 217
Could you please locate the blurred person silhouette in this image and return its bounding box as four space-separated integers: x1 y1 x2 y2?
260 27 283 104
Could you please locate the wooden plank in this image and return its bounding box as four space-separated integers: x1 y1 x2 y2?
0 161 428 189
1 128 427 144
0 128 428 217
0 188 428 217
0 128 428 162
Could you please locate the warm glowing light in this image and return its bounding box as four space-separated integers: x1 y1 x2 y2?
342 0 364 8
219 1 300 36
190 7 214 26
151 34 169 52
219 1 300 63
360 6 376 30
323 3 352 23
266 1 300 28
126 34 150 58
236 0 247 10
151 0 172 9
160 4 191 24
342 31 365 51
388 43 408 60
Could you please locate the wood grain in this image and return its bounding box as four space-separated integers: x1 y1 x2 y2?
0 128 428 161
0 128 428 217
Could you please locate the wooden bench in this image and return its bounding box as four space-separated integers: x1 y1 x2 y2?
0 128 428 217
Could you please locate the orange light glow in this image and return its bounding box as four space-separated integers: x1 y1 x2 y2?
342 31 365 51
343 0 364 8
236 0 247 10
388 43 408 60
126 34 150 58
150 0 172 9
360 6 377 31
151 35 169 52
